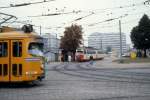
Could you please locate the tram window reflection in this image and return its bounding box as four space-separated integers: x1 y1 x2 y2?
28 43 44 56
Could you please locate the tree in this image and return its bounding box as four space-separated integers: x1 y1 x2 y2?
60 24 83 61
130 14 150 57
130 26 143 57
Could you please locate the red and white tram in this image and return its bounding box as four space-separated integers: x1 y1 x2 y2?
75 47 105 62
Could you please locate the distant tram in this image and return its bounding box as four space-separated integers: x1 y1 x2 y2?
75 47 105 62
0 25 45 83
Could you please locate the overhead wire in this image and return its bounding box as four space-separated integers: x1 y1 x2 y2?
1 0 150 32
27 0 149 18
60 0 150 27
28 10 81 17
88 14 128 27
79 0 150 28
85 8 150 30
0 12 17 25
81 0 150 13
0 0 55 9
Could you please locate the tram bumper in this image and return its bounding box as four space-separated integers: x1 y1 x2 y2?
25 71 45 81
38 73 45 81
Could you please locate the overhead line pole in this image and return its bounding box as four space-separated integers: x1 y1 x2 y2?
40 25 42 35
119 20 122 59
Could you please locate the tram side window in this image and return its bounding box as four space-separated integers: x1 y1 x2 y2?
0 42 8 57
13 42 22 57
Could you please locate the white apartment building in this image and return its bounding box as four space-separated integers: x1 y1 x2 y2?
88 32 127 55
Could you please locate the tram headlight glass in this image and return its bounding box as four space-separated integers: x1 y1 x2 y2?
26 72 29 75
41 64 44 69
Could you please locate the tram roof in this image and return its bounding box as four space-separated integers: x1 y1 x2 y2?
0 31 42 39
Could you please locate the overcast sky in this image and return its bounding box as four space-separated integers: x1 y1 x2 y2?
0 0 150 44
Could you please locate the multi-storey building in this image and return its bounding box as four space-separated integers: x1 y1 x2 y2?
88 32 127 55
42 33 60 61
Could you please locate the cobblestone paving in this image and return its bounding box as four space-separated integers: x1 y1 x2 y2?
0 62 150 100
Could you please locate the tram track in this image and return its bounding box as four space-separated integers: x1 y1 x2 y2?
46 62 150 84
78 63 150 81
1 62 150 100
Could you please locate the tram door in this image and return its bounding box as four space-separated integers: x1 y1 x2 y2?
10 40 23 82
0 40 23 82
0 40 9 82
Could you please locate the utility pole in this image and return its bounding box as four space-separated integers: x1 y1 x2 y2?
119 20 122 59
40 25 41 35
101 37 103 51
56 33 58 61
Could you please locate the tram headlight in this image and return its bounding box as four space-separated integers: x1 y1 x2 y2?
33 71 38 74
41 64 44 70
25 71 38 75
26 72 29 75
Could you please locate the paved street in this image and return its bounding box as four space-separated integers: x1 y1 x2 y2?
1 58 150 100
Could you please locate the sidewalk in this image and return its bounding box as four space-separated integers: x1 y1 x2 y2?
46 61 61 66
94 56 150 69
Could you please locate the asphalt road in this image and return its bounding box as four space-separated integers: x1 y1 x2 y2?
0 62 150 100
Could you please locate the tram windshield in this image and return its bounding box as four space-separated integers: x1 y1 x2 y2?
28 42 44 57
77 50 83 53
76 48 84 53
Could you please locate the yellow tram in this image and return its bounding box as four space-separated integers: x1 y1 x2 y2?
0 26 45 82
